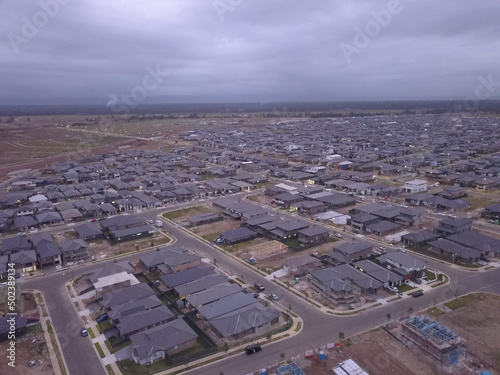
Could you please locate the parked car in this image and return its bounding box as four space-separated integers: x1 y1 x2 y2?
335 233 343 238
253 293 260 298
254 283 265 291
386 286 398 293
480 257 491 263
147 219 154 224
96 313 109 323
269 293 279 301
245 344 262 355
26 315 40 323
81 328 89 337
411 278 422 285
411 291 424 298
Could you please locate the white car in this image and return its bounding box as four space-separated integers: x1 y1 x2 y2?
386 286 399 293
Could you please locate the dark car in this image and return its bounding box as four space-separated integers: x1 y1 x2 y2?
245 344 262 355
96 313 109 323
254 283 265 292
81 328 89 337
411 278 422 285
411 291 424 298
26 315 40 323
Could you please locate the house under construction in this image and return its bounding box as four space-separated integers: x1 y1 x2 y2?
402 315 467 366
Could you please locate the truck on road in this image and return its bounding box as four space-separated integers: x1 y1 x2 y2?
155 220 163 227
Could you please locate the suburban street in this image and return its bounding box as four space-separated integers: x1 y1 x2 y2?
19 213 500 375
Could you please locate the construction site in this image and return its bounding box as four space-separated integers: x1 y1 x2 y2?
402 315 467 367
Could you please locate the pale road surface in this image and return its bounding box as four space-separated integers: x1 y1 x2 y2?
21 212 500 375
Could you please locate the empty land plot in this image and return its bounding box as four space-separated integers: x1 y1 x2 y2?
432 293 500 371
0 328 54 375
192 218 241 242
162 205 213 222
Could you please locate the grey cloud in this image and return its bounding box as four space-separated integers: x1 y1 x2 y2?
0 0 499 105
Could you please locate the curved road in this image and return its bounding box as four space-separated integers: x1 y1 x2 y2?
21 219 500 375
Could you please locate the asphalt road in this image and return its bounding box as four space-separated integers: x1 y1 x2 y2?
18 207 500 375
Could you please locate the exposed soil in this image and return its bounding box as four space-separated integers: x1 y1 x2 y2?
0 328 54 375
295 293 499 375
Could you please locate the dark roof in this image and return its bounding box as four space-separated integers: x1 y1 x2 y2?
353 260 403 283
297 226 329 237
102 283 156 308
117 305 174 336
140 248 200 269
309 268 353 292
60 239 87 253
160 265 216 288
110 224 153 238
428 239 482 260
184 283 242 307
402 230 438 244
130 319 198 361
109 295 162 320
446 232 500 253
75 223 102 238
333 241 372 254
100 215 144 229
0 315 27 335
209 303 280 338
174 274 228 297
1 234 31 254
198 292 256 320
366 220 400 233
220 227 257 242
35 241 61 259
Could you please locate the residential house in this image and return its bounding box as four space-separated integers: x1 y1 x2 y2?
139 248 201 273
219 227 259 244
307 268 356 306
435 218 472 236
377 252 426 279
75 223 103 241
60 239 91 263
297 226 329 246
188 213 222 227
427 239 482 265
116 306 175 337
130 319 198 365
283 254 321 277
1 234 32 255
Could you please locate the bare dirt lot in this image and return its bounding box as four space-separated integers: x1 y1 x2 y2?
295 292 498 375
0 327 54 375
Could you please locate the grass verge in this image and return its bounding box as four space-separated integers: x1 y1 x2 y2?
105 364 115 375
95 342 106 358
46 321 68 375
87 327 96 339
294 322 302 332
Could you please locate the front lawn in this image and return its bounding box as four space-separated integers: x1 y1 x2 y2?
282 238 302 250
398 283 415 293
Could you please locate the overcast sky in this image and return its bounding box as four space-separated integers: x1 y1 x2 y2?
1 0 499 105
